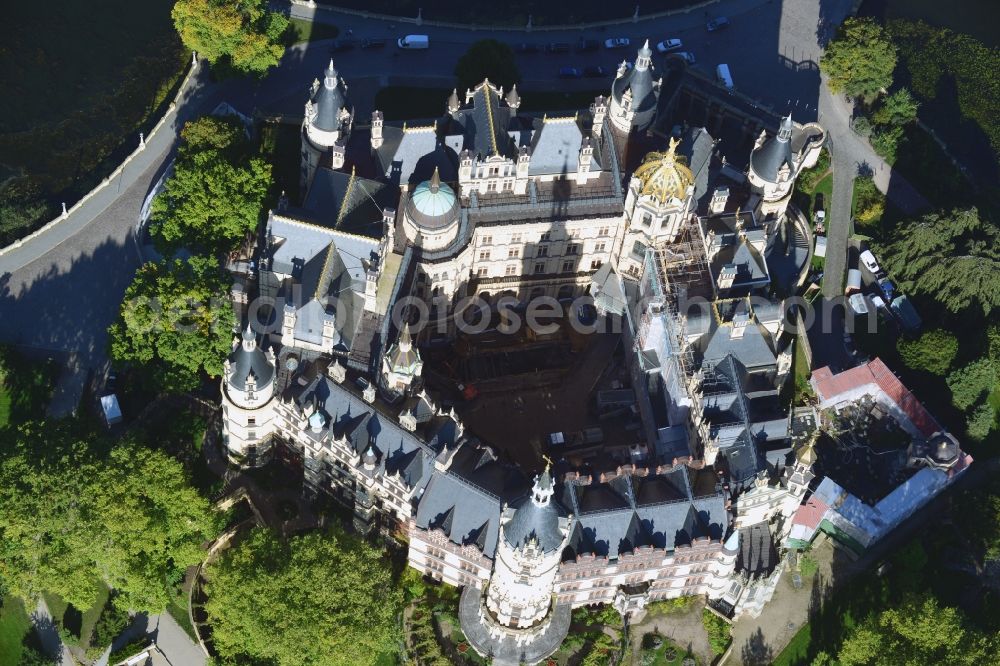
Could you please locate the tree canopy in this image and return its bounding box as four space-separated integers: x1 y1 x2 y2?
109 256 237 392
946 358 997 411
172 0 288 76
877 208 1000 318
0 421 218 613
896 328 959 375
837 593 997 666
150 116 271 255
821 17 897 104
204 527 401 666
455 39 520 92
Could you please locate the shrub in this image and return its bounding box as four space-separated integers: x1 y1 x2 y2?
853 176 886 224
897 328 959 375
799 553 819 578
702 609 731 656
851 115 873 139
647 596 696 615
91 597 130 649
870 125 903 163
108 638 150 665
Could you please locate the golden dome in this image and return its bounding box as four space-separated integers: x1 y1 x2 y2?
633 137 695 203
796 438 818 466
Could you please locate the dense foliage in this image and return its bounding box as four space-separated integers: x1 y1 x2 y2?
108 256 236 392
172 0 288 76
0 421 218 613
837 592 996 666
204 527 401 666
853 176 885 225
896 328 959 376
150 116 271 255
877 208 1000 317
820 18 897 104
454 39 520 92
887 20 1000 157
702 609 731 656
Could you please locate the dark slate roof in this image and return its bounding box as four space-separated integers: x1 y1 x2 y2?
678 126 714 202
736 522 777 578
562 468 727 560
461 83 517 159
302 167 398 236
375 126 460 187
228 328 274 391
311 60 347 133
287 371 461 493
414 444 530 555
503 493 567 554
750 115 793 183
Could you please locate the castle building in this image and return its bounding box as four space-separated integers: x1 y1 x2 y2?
212 46 861 663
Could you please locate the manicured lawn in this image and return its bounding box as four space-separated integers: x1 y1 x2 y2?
0 595 33 665
258 121 304 206
374 86 451 121
287 18 340 44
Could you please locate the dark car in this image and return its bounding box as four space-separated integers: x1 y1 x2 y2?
360 38 387 49
577 39 600 52
706 16 730 31
329 39 356 52
558 66 582 78
516 42 541 54
546 42 571 54
583 65 607 78
877 277 896 301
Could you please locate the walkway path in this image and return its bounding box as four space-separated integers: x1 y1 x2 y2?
31 598 75 666
817 79 929 298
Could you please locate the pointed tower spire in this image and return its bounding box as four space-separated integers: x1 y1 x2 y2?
324 59 338 89
429 166 441 193
778 113 793 142
636 39 653 70
241 323 256 352
398 322 413 352
505 83 521 110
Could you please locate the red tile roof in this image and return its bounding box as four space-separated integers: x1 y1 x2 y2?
811 359 940 438
792 494 829 529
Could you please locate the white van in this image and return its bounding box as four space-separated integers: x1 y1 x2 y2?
397 35 429 49
716 64 734 90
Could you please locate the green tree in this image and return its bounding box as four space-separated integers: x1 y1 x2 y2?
150 117 270 255
0 421 217 613
204 527 401 666
172 0 288 76
109 256 236 392
877 208 1000 317
838 593 995 666
853 175 886 223
455 39 520 92
869 124 904 163
897 328 959 375
873 88 920 127
947 358 997 411
821 17 897 104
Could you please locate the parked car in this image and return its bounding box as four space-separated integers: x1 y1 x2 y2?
674 51 697 65
846 268 862 294
716 63 734 89
558 66 582 78
360 38 386 49
546 42 571 53
604 37 631 49
877 277 895 301
706 16 730 31
583 65 607 78
655 38 683 53
849 293 869 316
397 35 429 49
515 42 541 53
577 39 600 52
329 39 356 52
860 249 881 275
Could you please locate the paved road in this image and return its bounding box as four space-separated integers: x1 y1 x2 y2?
31 598 75 666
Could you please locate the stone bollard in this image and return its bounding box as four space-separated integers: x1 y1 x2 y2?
416 8 422 25
526 14 532 31
633 4 640 22
61 203 68 219
139 132 146 150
